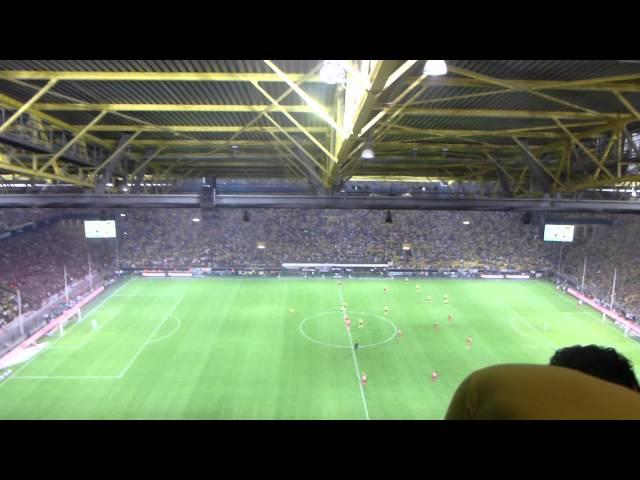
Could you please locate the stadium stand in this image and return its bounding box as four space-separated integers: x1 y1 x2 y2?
1 207 639 324
0 290 16 330
117 208 555 271
0 220 114 322
558 215 640 316
0 208 58 231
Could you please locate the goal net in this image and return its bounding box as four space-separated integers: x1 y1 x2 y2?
48 308 82 338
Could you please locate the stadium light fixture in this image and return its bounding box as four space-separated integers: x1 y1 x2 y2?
120 213 126 217
424 60 447 76
361 137 375 159
361 147 375 159
463 220 471 225
319 61 346 85
192 218 201 223
105 182 114 187
122 186 129 192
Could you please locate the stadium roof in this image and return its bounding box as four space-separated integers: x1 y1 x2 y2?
1 60 640 197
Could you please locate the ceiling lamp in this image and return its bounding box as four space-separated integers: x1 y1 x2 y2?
361 146 375 159
320 61 346 85
424 60 447 76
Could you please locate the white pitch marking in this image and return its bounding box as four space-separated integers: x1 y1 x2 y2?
116 295 184 379
11 375 118 380
337 285 370 421
147 315 182 345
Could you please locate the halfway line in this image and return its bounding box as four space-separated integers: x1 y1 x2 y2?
337 284 370 420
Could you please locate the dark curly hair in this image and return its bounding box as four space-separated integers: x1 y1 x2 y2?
550 345 640 392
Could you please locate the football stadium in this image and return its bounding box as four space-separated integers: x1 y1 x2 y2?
1 60 640 419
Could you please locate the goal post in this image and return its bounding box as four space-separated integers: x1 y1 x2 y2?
45 307 82 339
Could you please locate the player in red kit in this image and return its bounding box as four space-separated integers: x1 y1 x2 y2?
466 336 473 349
361 372 367 386
431 371 439 382
345 317 351 330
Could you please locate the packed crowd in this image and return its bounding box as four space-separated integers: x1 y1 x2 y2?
559 214 640 315
0 290 16 329
0 208 57 231
0 219 114 323
117 208 555 272
0 206 638 324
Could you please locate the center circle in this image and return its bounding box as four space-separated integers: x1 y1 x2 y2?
299 310 397 349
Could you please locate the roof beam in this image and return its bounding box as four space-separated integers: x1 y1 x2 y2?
0 152 94 187
359 72 427 139
613 91 640 121
37 111 108 173
250 80 338 164
0 93 112 149
396 108 629 120
72 124 328 134
513 136 564 188
414 75 640 92
383 121 608 139
328 61 402 187
447 65 598 113
0 71 321 82
553 119 617 179
130 139 298 147
1 70 639 90
263 113 329 175
263 60 343 136
269 132 324 187
34 103 317 113
130 147 164 178
92 131 141 176
199 64 324 159
0 79 58 134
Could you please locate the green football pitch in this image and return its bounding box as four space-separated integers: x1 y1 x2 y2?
1 277 638 420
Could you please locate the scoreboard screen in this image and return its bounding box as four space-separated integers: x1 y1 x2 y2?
84 220 117 238
543 224 574 242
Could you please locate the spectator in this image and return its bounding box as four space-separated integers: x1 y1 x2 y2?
550 344 640 392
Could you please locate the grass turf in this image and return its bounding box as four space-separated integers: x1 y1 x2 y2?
1 277 638 420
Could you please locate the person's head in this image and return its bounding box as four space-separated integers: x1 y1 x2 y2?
550 345 640 392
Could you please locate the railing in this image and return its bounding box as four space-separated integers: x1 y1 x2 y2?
567 288 640 335
0 270 115 358
19 287 104 348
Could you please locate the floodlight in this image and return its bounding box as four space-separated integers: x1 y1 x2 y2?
424 60 447 76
